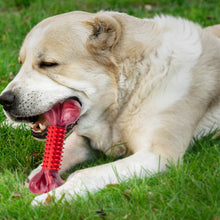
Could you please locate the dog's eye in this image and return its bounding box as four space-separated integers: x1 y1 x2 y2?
39 61 58 68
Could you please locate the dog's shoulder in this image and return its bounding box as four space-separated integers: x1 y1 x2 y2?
152 15 203 62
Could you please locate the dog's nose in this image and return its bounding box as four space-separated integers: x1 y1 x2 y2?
0 91 15 110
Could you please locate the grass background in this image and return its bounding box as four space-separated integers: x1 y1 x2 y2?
0 0 220 219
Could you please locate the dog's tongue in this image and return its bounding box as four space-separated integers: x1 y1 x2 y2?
43 99 81 128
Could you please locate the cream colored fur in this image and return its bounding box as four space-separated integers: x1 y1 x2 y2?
1 11 220 205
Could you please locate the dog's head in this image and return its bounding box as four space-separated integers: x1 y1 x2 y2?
0 11 122 139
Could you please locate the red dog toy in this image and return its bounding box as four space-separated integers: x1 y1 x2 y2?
29 99 81 194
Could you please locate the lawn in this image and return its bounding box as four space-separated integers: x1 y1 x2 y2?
0 0 220 219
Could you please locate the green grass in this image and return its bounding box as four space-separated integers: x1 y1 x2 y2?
0 0 220 219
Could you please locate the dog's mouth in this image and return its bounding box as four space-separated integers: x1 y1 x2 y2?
29 114 50 140
30 116 79 140
15 97 82 140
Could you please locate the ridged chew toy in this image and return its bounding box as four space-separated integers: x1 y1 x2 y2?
29 99 81 194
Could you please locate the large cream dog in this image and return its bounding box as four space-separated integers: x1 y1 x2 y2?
0 11 220 206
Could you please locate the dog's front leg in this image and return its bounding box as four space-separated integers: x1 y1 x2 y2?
59 132 95 174
31 148 164 206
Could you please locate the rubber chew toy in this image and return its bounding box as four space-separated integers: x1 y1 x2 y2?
29 99 81 194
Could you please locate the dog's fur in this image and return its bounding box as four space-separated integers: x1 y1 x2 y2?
0 11 220 205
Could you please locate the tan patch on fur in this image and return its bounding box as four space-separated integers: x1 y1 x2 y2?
45 195 54 204
205 24 220 38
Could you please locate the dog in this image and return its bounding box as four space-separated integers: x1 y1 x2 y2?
0 11 220 206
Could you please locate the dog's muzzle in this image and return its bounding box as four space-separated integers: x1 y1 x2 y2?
0 90 82 140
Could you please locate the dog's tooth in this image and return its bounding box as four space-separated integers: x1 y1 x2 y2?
29 123 35 128
39 123 46 130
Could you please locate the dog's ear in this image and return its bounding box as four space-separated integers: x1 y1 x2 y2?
86 13 122 56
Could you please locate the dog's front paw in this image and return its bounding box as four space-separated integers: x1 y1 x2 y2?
31 169 100 206
31 189 69 206
31 184 69 206
31 193 51 206
31 178 84 206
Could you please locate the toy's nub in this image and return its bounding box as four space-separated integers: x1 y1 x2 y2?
42 126 66 171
